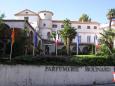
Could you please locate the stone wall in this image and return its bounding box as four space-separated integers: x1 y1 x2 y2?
0 65 114 86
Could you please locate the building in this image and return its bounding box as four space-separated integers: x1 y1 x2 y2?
13 9 103 55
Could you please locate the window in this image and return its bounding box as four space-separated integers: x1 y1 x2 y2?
94 26 97 29
43 23 46 27
52 24 57 28
61 25 64 28
87 26 90 29
78 25 81 29
87 36 91 43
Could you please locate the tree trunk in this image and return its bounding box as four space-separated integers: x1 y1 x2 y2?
67 38 70 55
109 18 112 30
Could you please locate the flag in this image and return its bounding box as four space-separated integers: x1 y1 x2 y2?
33 31 38 48
77 33 80 46
113 67 115 82
11 28 15 46
94 34 99 49
113 72 115 82
55 31 59 56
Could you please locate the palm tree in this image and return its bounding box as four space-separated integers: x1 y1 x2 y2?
79 14 91 22
51 31 56 54
60 19 77 55
100 29 115 54
106 8 115 29
51 31 56 40
0 13 4 23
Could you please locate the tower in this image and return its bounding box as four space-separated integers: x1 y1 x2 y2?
38 10 53 39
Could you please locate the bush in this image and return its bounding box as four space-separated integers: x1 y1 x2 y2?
96 44 110 56
0 55 114 66
57 46 67 55
71 55 114 66
14 55 69 65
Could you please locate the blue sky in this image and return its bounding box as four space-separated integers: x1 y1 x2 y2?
0 0 115 23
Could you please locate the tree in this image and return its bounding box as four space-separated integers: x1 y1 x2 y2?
106 8 115 29
79 14 91 22
11 28 29 56
60 19 77 55
0 23 10 56
0 13 5 24
51 31 56 40
100 29 115 55
0 13 11 56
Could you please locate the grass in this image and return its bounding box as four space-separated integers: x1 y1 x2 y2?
73 55 106 58
74 55 95 58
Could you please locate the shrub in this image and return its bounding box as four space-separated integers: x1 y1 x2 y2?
0 55 114 66
96 44 110 56
71 55 114 66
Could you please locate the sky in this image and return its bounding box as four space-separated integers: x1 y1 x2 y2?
0 0 115 23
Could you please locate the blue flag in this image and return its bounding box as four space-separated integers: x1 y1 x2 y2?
76 33 80 54
77 33 80 45
33 32 38 48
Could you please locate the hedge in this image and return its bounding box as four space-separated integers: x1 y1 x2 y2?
0 55 114 66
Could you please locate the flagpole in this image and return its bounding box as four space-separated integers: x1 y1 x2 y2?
56 43 57 56
33 46 35 56
10 28 14 61
77 43 78 55
95 36 96 55
56 30 57 56
95 44 96 55
77 34 79 55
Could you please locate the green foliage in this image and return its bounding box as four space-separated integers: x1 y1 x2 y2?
79 14 91 22
13 55 68 65
51 31 56 40
71 56 115 66
0 27 29 57
0 23 10 56
106 8 115 19
57 46 67 55
0 55 115 66
0 13 5 23
60 19 77 55
12 29 28 57
96 44 110 56
99 29 115 55
74 55 99 58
